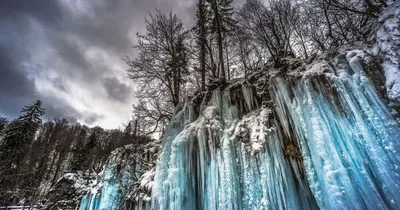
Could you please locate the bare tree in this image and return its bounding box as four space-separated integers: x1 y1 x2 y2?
125 10 189 135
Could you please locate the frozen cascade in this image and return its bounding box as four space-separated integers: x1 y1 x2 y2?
77 53 400 209
79 146 141 210
79 166 123 210
151 86 319 210
77 56 400 209
77 3 400 208
150 51 400 209
271 52 400 209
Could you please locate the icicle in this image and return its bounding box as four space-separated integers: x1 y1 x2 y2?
151 88 318 210
272 52 400 210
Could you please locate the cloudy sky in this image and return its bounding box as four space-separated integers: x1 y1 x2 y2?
0 0 243 129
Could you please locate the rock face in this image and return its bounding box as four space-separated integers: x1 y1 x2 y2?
44 172 97 209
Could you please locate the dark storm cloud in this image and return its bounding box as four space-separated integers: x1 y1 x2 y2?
0 0 242 127
42 98 81 124
42 95 104 125
0 0 63 25
0 41 38 118
83 113 105 125
102 77 132 102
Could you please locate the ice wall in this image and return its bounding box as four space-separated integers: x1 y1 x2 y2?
78 55 400 209
150 49 400 210
79 166 123 210
151 86 319 210
78 53 400 210
271 51 400 210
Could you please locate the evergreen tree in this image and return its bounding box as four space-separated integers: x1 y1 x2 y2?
1 100 45 153
71 131 97 171
0 100 44 205
85 131 97 150
0 116 9 134
122 121 133 145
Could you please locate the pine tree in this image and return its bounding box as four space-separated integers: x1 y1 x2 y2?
71 131 97 171
122 121 134 145
0 116 9 134
85 131 97 150
0 100 44 204
1 100 45 153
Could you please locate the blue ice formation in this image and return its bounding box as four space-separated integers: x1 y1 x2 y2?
150 86 319 210
79 148 139 210
78 49 400 210
272 54 400 209
150 51 400 210
79 165 121 210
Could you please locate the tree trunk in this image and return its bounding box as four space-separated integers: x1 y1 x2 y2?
213 0 226 83
199 0 207 91
225 36 230 80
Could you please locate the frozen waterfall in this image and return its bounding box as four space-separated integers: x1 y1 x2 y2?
78 50 400 209
78 3 400 207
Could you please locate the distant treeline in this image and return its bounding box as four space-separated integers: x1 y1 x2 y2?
0 100 151 207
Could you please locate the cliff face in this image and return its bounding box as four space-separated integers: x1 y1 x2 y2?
76 3 400 210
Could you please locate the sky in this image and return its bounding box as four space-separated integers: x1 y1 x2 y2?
0 0 244 129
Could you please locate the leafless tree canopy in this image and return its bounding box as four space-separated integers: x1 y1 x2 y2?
126 0 389 136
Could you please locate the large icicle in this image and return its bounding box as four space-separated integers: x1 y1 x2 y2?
151 88 318 210
272 50 400 210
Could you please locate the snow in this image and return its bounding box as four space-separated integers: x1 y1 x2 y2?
377 1 400 105
0 206 40 210
61 172 98 194
233 108 272 155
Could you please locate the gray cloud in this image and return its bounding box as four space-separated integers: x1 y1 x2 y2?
83 113 105 125
42 98 81 124
0 0 242 128
0 0 63 25
42 95 104 125
102 77 132 102
0 39 38 118
49 76 68 92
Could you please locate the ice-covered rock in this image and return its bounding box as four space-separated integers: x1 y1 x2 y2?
377 1 400 106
